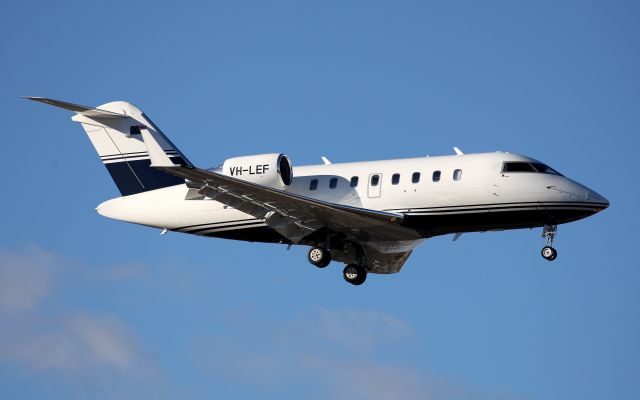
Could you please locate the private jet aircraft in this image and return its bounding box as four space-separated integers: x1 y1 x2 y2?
27 97 609 285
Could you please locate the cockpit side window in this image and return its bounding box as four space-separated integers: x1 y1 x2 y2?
531 163 561 175
503 162 536 173
502 162 562 176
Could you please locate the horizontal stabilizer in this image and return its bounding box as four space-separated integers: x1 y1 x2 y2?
23 96 127 119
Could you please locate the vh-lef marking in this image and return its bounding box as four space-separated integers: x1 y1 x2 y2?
229 164 270 176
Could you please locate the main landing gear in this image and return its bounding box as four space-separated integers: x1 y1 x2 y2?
307 245 368 285
343 264 367 285
307 246 331 268
541 224 558 261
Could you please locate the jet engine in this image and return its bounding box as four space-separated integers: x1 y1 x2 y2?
221 153 293 189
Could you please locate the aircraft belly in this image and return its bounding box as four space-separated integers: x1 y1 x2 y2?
402 204 600 237
199 225 288 244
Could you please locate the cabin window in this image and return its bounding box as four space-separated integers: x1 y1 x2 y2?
412 172 420 183
350 176 359 187
329 177 338 189
371 175 380 186
392 173 400 185
309 179 318 191
453 169 462 181
432 170 441 182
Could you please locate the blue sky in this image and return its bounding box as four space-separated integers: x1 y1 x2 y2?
1 1 638 399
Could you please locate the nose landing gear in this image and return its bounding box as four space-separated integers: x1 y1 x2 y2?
541 224 558 261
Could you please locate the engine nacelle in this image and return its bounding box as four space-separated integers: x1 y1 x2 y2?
222 153 293 188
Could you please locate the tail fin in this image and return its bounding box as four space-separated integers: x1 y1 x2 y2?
25 97 193 196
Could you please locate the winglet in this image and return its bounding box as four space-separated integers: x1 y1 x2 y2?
453 147 464 155
140 127 178 167
321 156 332 165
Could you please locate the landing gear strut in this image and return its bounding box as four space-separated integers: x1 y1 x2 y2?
541 224 558 261
307 246 331 268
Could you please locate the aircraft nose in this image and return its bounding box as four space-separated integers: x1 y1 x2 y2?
565 178 609 212
585 187 609 210
596 192 609 208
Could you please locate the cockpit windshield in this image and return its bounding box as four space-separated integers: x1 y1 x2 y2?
502 162 562 176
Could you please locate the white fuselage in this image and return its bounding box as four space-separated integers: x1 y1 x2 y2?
96 151 608 242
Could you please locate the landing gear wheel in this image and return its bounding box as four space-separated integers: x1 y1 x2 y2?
541 246 558 261
307 247 331 268
343 264 367 285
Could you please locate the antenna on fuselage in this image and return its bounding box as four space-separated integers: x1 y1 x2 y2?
453 147 464 155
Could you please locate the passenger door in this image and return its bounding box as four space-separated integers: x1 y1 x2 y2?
368 173 382 198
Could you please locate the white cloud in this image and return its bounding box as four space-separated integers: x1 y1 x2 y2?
0 313 151 373
193 306 523 400
194 307 429 399
0 246 56 313
67 315 139 369
300 355 427 400
0 246 524 399
0 246 154 376
307 307 414 352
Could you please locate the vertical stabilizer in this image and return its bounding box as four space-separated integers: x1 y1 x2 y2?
26 97 193 196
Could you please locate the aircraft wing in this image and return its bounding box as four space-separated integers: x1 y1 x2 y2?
161 165 418 242
140 128 421 273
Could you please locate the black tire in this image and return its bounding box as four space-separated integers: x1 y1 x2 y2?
541 246 558 261
308 247 331 268
343 264 367 285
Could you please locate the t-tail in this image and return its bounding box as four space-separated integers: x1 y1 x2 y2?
25 97 193 196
